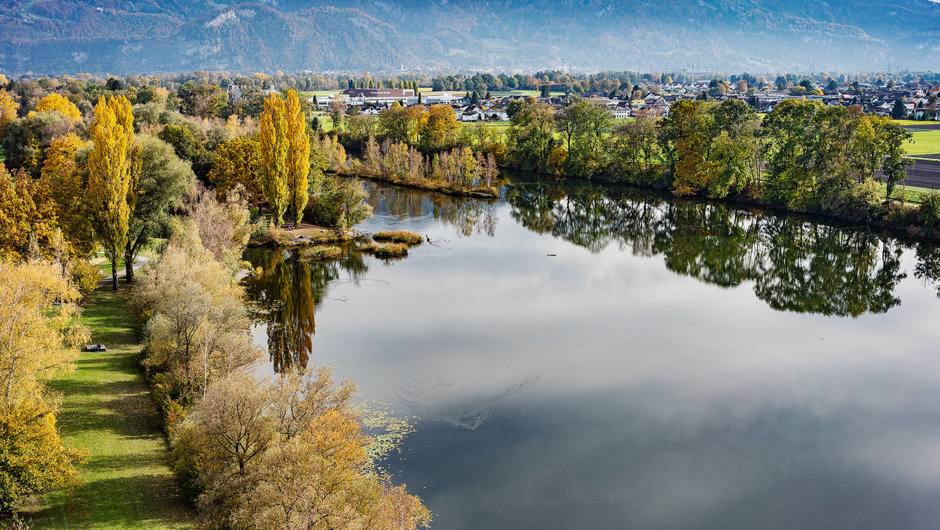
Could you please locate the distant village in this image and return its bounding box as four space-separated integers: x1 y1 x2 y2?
286 80 940 122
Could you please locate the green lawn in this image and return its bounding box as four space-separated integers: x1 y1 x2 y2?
25 288 194 530
906 130 940 155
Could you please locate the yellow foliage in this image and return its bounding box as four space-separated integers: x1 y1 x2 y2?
0 260 90 510
0 89 17 139
285 90 311 225
88 96 138 288
208 136 264 204
259 93 290 226
31 93 82 122
0 166 60 261
41 134 95 257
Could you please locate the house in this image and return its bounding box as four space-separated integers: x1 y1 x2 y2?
340 88 415 104
610 107 631 119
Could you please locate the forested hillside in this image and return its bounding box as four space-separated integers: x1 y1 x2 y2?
2 0 940 73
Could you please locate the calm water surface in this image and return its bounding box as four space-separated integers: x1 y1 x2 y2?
245 177 940 529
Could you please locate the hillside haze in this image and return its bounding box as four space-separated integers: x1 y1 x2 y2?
2 0 939 74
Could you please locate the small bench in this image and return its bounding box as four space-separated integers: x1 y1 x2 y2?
84 344 108 352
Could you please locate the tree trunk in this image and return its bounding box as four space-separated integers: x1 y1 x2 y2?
111 258 118 291
124 252 135 284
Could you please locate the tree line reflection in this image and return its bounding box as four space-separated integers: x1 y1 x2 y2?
244 178 940 373
505 178 925 317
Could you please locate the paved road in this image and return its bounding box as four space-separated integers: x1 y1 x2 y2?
96 257 150 290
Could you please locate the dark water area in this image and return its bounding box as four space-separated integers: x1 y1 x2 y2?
244 176 940 529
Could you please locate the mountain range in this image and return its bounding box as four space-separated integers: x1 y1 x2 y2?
1 0 939 74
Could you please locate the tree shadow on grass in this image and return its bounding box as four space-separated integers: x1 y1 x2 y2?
27 472 194 529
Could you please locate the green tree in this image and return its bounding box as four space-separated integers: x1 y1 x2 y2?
124 135 197 283
891 99 907 120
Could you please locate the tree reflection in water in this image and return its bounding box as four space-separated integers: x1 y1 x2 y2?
506 178 912 317
243 248 368 373
243 178 939 374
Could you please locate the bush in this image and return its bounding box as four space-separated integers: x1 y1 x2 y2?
70 261 102 297
373 230 423 244
305 177 344 228
920 192 940 229
375 243 409 258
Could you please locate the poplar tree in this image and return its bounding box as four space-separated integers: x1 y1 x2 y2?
88 95 140 291
259 93 289 226
285 90 311 226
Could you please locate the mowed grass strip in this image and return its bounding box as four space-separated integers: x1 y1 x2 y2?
26 288 193 530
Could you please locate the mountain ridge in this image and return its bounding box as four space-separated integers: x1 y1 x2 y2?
1 0 939 74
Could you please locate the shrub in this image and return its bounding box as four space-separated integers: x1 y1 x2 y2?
373 230 423 245
375 243 409 258
301 245 342 261
70 261 102 297
920 192 940 229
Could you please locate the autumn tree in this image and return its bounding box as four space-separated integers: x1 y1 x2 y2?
87 96 141 291
40 134 95 257
0 166 60 261
208 136 264 204
260 94 290 226
30 93 81 122
327 100 345 132
134 221 260 404
0 260 90 511
0 89 17 139
419 104 459 151
285 90 311 226
178 368 430 530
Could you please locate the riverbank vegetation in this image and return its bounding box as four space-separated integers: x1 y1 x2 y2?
131 208 429 529
503 98 930 228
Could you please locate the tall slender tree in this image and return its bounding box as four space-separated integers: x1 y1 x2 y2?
285 90 311 226
259 94 290 226
88 95 140 291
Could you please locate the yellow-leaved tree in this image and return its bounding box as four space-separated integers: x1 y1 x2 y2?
0 89 17 139
0 260 90 512
87 96 141 290
30 93 82 122
41 133 95 257
208 136 264 204
0 165 60 261
285 90 311 226
259 93 290 227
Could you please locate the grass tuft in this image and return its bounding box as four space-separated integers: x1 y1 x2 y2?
372 230 423 245
358 241 380 253
300 245 342 260
374 243 409 259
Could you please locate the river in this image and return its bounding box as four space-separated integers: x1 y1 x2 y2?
244 176 940 529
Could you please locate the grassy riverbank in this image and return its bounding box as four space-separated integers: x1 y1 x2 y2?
24 288 193 530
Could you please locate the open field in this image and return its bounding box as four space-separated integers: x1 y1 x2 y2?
906 130 940 155
26 288 193 530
